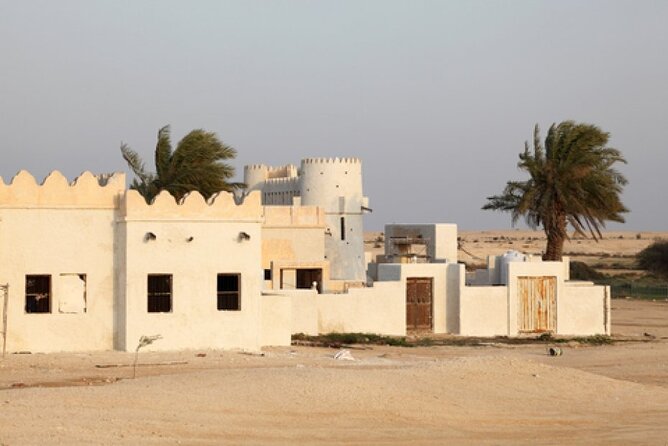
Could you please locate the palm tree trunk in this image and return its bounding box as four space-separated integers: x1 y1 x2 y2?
543 214 567 261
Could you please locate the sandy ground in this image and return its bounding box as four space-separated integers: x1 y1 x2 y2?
1 299 667 445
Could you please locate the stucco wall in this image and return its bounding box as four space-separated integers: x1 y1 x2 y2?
0 208 117 352
506 261 566 335
558 283 610 335
117 190 265 352
376 263 459 334
0 171 124 353
459 286 508 336
385 224 458 263
317 282 405 336
260 294 292 346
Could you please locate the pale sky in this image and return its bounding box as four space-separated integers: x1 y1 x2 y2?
1 1 666 230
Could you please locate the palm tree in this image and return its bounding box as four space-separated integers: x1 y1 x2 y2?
121 125 244 202
483 121 628 261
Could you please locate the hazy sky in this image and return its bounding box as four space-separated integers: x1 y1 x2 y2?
1 1 666 230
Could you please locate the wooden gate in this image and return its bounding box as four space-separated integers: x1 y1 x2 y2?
517 276 556 333
406 277 433 330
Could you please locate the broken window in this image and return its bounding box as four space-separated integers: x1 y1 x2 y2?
26 275 51 313
217 274 240 311
264 269 272 281
147 274 172 313
58 273 87 313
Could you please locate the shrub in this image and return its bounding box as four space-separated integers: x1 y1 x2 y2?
569 261 606 281
637 241 668 278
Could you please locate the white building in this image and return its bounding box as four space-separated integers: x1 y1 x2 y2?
0 160 611 354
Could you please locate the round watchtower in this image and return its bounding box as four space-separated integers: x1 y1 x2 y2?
300 157 366 281
243 164 269 192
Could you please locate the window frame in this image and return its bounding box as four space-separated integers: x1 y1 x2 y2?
25 274 52 314
217 273 241 311
147 274 173 313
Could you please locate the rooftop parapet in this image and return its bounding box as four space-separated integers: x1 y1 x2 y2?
0 170 126 209
301 157 361 164
123 189 263 221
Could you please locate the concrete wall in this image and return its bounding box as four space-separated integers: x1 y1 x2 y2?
271 281 406 337
0 171 124 353
459 286 508 336
261 206 327 290
376 263 460 334
260 294 292 346
300 158 367 281
385 224 458 263
317 282 405 336
117 190 266 352
559 282 610 335
506 261 565 336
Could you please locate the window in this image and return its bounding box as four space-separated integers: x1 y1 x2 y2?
340 217 346 241
26 275 51 313
148 274 172 313
217 274 240 311
264 269 272 281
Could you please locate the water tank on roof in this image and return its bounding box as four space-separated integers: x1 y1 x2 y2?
499 250 527 285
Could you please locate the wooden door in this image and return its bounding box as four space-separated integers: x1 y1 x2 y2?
406 277 433 330
518 276 556 333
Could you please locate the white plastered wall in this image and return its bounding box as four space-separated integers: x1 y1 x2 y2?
0 171 124 353
377 262 461 334
384 224 458 263
459 286 508 336
559 282 610 335
117 190 266 352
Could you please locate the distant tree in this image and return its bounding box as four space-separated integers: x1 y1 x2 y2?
637 241 668 278
121 125 244 202
483 121 628 261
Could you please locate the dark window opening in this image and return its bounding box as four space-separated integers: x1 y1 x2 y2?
218 274 240 311
264 269 272 281
26 275 51 313
340 217 346 241
296 269 322 293
148 274 172 313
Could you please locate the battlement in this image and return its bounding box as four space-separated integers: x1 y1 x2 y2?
263 177 300 186
0 170 126 209
302 157 361 165
123 189 263 221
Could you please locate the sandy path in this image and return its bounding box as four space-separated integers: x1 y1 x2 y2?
1 299 667 445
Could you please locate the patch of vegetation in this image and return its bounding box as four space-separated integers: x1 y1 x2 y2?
292 332 412 347
291 332 615 348
570 261 606 281
637 240 668 279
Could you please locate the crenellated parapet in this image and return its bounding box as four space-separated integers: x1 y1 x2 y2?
302 157 361 164
122 189 263 221
0 170 126 209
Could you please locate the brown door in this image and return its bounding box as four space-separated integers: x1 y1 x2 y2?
296 269 322 292
406 277 433 330
518 276 557 333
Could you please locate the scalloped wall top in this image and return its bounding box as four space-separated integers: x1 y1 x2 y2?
123 189 262 221
0 170 126 208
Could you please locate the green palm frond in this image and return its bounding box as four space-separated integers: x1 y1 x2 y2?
483 121 628 260
121 125 242 202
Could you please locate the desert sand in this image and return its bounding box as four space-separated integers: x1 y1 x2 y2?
0 299 667 445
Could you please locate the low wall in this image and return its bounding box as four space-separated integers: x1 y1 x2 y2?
260 294 292 346
317 282 405 336
273 282 406 337
459 286 508 336
558 283 610 336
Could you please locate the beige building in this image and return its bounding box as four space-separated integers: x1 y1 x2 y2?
0 163 610 354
